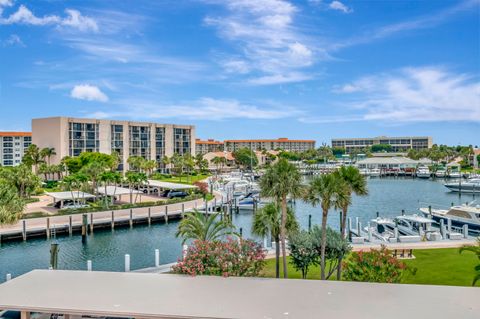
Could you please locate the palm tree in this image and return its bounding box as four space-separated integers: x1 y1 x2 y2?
459 238 480 286
80 161 107 200
305 173 348 280
99 171 120 208
40 147 56 165
176 210 235 244
23 144 44 174
212 156 225 177
252 203 299 278
161 156 171 174
259 158 304 278
318 143 333 164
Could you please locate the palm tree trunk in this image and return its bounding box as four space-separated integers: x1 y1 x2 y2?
280 196 288 278
275 237 280 279
320 209 328 280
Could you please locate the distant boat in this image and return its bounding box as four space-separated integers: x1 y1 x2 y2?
448 171 461 178
444 178 480 194
420 201 480 231
435 169 446 178
369 168 381 177
416 166 431 178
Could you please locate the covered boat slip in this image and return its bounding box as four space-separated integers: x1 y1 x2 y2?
45 192 95 208
0 270 478 319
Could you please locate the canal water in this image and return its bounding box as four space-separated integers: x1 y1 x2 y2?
0 177 476 281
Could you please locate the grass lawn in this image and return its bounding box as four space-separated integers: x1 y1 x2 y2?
261 248 479 287
153 174 210 185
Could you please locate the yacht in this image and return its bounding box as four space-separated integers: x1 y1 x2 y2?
420 201 480 231
444 178 480 194
416 166 431 178
394 215 441 241
366 217 396 242
448 170 461 178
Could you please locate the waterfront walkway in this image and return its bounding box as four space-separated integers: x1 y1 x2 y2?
0 195 222 241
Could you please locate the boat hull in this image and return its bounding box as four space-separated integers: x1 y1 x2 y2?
426 214 480 231
444 184 480 193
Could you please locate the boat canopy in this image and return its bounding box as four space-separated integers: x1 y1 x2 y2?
396 215 436 224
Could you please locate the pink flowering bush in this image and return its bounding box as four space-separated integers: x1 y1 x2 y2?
172 238 266 277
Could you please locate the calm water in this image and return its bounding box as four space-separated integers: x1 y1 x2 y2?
0 177 476 282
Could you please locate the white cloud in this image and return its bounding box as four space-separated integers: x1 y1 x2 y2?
204 0 315 84
3 34 24 47
248 72 312 85
333 67 480 123
329 1 352 13
88 97 301 121
0 0 13 15
0 4 98 32
70 84 108 102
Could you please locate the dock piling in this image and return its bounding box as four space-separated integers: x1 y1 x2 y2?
22 220 26 241
89 214 93 234
46 218 50 239
181 203 185 217
463 224 469 238
87 260 92 271
49 243 59 270
6 274 11 281
129 209 133 228
68 216 72 235
148 207 151 226
81 214 87 244
124 254 130 272
155 249 160 267
308 214 312 231
401 209 405 216
447 218 452 233
111 211 115 230
182 244 188 259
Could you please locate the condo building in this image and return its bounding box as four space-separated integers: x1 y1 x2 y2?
224 138 316 152
195 139 224 155
0 132 32 166
32 117 195 170
331 136 433 153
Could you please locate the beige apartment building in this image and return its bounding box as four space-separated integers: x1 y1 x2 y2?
195 139 224 155
0 132 32 166
32 117 195 171
224 138 316 152
331 136 433 153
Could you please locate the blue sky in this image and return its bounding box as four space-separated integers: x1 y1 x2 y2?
0 0 479 146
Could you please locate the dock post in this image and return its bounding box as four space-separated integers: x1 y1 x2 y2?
463 224 469 238
447 218 452 233
111 211 115 230
6 273 11 281
182 244 188 259
376 211 379 218
22 220 26 241
46 218 50 239
124 254 130 272
129 209 133 228
87 260 92 271
367 226 372 242
49 242 59 269
90 213 93 234
239 227 243 238
69 216 73 235
308 214 312 232
357 221 362 237
394 227 399 240
263 236 268 249
214 198 217 211
81 214 87 244
401 209 405 216
148 207 151 226
155 249 160 267
181 203 185 217
440 220 446 239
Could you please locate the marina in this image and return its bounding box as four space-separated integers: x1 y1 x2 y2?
0 176 477 282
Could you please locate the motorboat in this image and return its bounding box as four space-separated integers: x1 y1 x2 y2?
359 168 370 176
448 170 461 178
444 178 480 194
420 201 480 231
435 169 447 178
366 217 396 242
416 166 431 178
394 215 441 241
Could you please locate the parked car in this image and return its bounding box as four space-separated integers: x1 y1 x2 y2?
166 190 188 199
63 203 89 209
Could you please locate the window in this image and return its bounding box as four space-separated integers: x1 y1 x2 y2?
69 122 99 156
111 125 124 157
129 125 150 159
173 128 191 155
155 127 165 163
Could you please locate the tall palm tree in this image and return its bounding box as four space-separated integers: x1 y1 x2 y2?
252 203 299 278
23 144 44 174
459 238 480 286
161 156 171 174
259 158 304 278
336 166 368 238
80 161 107 200
305 173 348 280
40 147 56 165
212 156 225 177
176 210 235 244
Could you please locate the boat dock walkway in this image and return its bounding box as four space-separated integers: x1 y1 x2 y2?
0 195 224 242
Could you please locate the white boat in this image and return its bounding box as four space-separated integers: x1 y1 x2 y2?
420 201 480 231
444 178 480 194
435 169 446 178
359 168 370 176
394 215 441 241
369 168 381 177
448 171 461 178
416 166 431 178
366 217 396 242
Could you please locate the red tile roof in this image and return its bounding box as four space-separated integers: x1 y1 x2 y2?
0 132 32 137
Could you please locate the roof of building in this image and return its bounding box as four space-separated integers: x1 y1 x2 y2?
45 191 95 200
96 186 142 196
225 138 315 143
203 151 235 161
0 270 478 319
195 139 223 145
0 132 31 137
147 180 197 189
332 136 431 141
